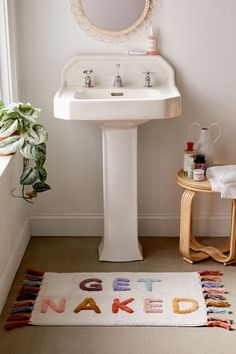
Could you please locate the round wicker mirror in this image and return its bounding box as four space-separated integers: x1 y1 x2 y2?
70 0 157 42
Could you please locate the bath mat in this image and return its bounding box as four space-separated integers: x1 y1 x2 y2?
5 269 232 330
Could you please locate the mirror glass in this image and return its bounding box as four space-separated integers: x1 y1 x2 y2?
81 0 148 32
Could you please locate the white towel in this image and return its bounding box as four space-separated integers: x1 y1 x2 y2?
206 165 236 199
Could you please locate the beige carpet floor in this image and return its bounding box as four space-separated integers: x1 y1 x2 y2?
0 237 235 354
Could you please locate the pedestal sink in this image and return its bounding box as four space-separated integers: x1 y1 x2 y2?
54 55 181 262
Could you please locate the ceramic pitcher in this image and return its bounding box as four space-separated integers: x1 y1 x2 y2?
189 122 221 165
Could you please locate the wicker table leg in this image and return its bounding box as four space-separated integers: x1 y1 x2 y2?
224 199 236 265
179 189 198 263
189 199 236 264
179 189 236 265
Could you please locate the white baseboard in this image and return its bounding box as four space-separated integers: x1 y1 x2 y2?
30 214 104 237
30 213 231 237
0 217 30 314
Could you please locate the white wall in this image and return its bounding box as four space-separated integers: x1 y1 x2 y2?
0 0 30 314
0 155 30 313
15 0 236 237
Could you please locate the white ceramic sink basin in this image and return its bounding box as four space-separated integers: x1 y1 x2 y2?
54 55 181 127
74 88 161 99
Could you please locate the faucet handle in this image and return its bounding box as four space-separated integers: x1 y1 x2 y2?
142 71 154 87
83 70 93 75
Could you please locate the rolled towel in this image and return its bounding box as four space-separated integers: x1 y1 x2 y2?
206 165 236 198
221 180 236 199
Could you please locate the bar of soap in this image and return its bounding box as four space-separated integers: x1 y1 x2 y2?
128 50 147 56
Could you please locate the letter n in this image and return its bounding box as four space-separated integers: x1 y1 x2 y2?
41 298 66 313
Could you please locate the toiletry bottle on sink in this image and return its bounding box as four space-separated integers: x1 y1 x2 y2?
147 26 158 55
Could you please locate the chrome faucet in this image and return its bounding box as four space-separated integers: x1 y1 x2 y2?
143 71 154 88
83 70 93 88
113 64 123 88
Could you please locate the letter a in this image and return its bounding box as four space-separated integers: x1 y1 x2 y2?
74 298 101 314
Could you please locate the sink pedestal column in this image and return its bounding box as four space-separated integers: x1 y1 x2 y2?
99 126 143 262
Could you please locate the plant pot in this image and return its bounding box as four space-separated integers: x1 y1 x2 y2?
0 131 20 156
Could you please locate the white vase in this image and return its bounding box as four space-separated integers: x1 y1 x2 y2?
189 123 221 166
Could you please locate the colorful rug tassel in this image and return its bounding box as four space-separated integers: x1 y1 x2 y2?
11 306 34 314
19 286 40 294
201 281 222 288
199 270 221 276
23 279 42 287
16 293 38 301
208 321 232 330
199 270 233 330
7 313 32 321
203 287 226 294
204 293 226 301
200 275 221 282
27 269 44 276
5 269 44 331
208 316 233 324
25 274 44 282
206 300 230 308
5 320 30 330
207 307 231 315
12 300 36 308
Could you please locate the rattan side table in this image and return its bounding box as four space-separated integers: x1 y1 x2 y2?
176 169 236 265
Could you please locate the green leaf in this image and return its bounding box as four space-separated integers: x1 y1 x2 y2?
7 102 20 111
20 167 39 185
33 182 51 193
19 103 40 119
38 167 47 182
24 124 48 145
20 142 46 162
1 119 15 129
0 118 13 129
36 143 46 166
20 143 36 159
1 111 18 123
0 136 24 154
19 102 34 113
37 142 46 154
18 110 37 123
31 108 41 119
23 157 30 168
0 100 4 109
0 119 18 138
35 158 45 169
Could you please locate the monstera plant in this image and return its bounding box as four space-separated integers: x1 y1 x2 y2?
0 101 51 203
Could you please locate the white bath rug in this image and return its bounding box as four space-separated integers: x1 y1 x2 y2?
5 269 232 330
